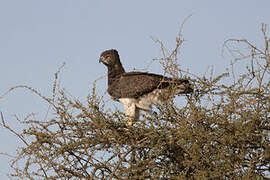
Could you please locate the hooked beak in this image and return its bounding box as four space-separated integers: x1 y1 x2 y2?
99 56 105 63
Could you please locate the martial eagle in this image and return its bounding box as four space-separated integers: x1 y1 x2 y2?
99 49 193 126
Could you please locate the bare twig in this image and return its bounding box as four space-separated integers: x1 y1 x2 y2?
0 112 28 146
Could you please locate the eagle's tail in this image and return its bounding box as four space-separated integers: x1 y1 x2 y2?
174 80 194 94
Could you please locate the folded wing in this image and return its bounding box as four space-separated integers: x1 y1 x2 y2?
108 72 190 99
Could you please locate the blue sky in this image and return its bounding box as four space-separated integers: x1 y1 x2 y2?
0 0 269 178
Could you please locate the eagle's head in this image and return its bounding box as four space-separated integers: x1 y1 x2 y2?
99 49 120 67
99 49 125 77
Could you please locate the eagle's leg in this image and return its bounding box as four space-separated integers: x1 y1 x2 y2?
127 108 139 126
123 103 139 126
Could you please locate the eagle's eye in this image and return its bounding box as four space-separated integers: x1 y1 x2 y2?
105 55 112 61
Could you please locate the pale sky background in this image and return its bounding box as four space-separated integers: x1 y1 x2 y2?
0 0 269 179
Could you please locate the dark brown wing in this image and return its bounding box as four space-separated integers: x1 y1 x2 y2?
107 72 188 99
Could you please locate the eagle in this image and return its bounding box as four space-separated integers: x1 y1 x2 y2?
99 49 193 126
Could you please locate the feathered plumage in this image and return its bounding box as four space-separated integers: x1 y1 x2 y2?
99 49 193 126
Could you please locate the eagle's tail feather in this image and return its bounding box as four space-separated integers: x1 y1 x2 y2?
174 81 194 94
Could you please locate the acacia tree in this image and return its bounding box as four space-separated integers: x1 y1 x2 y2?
1 25 270 179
